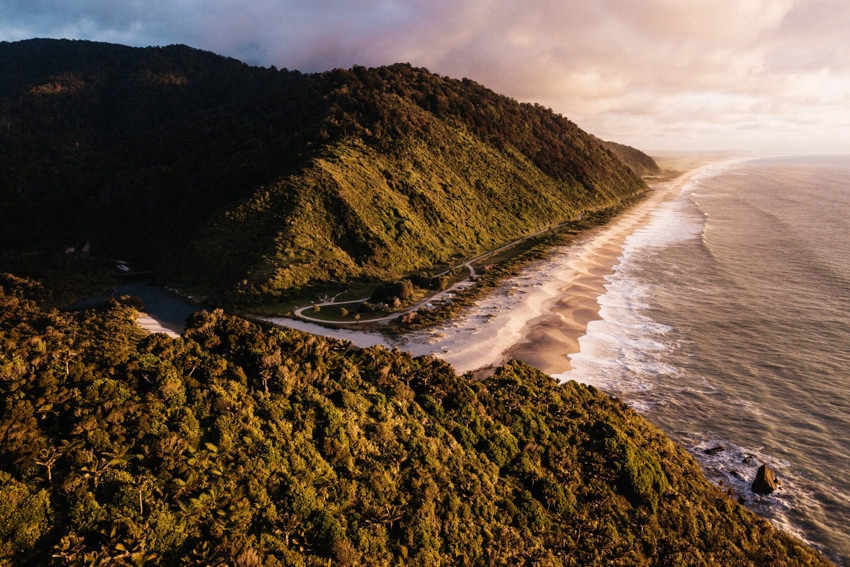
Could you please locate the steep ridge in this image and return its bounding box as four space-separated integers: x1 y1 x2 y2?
596 138 662 177
0 39 647 302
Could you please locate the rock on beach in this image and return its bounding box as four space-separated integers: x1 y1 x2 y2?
751 464 781 494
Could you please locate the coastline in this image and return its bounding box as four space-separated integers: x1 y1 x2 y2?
546 155 850 564
250 158 722 377
501 160 713 374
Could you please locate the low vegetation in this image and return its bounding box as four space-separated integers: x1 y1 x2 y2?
398 202 636 330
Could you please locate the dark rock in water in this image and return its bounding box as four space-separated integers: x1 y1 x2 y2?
742 454 757 465
752 464 781 494
703 445 725 456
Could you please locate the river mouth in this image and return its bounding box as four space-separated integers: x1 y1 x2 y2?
70 281 201 337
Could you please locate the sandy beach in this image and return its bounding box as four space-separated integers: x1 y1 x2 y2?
260 158 717 376
398 159 716 375
502 160 712 374
136 313 182 338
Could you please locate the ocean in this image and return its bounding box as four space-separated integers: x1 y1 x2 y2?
559 156 850 564
258 155 850 562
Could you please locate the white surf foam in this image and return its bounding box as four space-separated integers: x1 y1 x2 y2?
557 176 709 393
683 431 833 558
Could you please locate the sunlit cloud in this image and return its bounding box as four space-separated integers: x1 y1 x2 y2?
1 0 848 154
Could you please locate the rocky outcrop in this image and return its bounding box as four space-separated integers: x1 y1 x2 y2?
752 464 781 494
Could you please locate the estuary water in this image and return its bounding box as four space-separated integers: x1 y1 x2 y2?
77 281 199 337
559 156 850 564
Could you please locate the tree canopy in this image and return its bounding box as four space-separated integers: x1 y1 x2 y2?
1 39 651 304
0 275 829 565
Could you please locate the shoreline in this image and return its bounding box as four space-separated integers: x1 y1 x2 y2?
254 158 721 376
544 155 850 564
501 161 712 374
136 313 182 338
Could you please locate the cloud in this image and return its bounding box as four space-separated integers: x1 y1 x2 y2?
1 0 848 154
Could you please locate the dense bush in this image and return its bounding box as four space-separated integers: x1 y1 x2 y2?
370 280 415 305
1 40 647 304
0 276 830 565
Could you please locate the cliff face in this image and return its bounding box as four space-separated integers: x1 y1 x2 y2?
1 39 649 301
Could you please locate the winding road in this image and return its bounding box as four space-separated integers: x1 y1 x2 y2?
291 218 579 325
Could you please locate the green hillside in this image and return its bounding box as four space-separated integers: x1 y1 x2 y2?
0 39 647 303
0 276 830 565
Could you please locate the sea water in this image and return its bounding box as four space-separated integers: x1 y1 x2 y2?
261 156 850 560
559 156 850 564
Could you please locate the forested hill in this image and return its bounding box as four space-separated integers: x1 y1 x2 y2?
0 276 831 565
595 138 662 178
1 38 649 302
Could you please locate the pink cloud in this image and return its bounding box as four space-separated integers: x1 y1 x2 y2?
2 0 848 153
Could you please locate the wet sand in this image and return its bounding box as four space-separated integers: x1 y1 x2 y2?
502 162 712 374
136 313 181 338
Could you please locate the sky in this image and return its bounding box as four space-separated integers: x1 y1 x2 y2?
2 0 849 156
